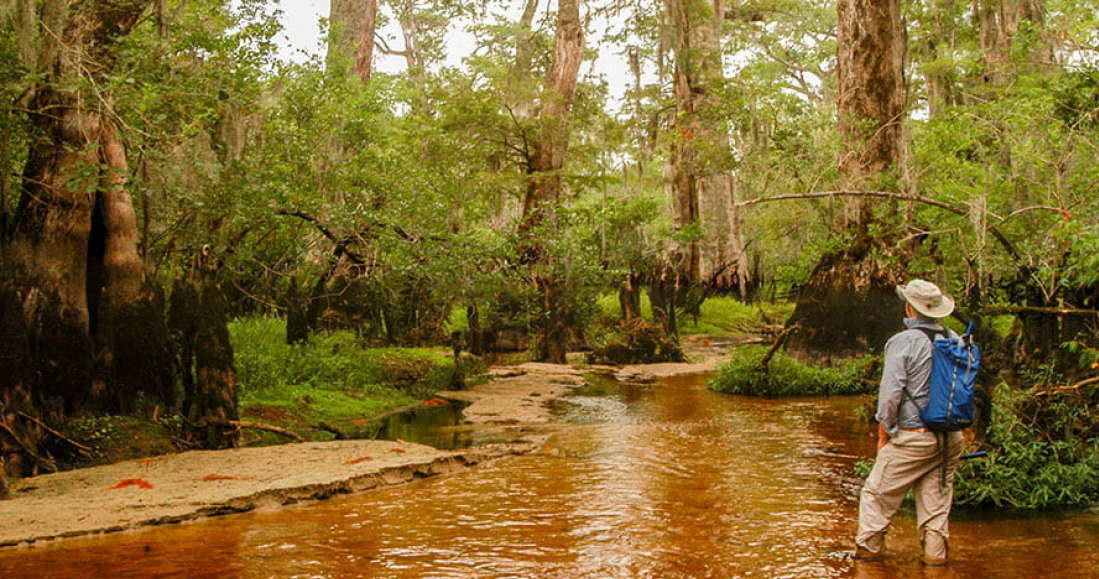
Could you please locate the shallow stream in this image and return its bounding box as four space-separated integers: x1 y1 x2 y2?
1 373 1096 578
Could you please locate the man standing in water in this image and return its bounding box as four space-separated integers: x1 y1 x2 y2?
854 280 964 566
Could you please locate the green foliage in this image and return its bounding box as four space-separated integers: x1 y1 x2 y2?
62 416 177 468
231 317 471 408
709 346 879 397
596 292 653 320
856 383 1099 509
987 315 1018 340
679 298 794 335
953 384 1099 509
597 294 793 336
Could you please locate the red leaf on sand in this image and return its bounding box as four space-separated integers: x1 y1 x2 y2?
389 447 407 454
342 456 373 465
108 478 154 490
198 474 250 482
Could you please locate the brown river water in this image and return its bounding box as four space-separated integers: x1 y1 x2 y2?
1 373 1096 578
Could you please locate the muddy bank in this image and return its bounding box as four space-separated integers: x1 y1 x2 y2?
0 439 534 548
438 362 588 424
439 341 730 425
0 338 738 550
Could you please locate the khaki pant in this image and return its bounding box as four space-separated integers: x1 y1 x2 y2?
856 430 963 560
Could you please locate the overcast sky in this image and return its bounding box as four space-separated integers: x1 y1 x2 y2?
273 0 635 103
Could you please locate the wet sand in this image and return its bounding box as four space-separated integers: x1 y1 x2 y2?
0 440 533 547
0 345 727 549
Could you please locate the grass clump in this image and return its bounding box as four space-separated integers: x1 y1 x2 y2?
230 317 479 438
708 345 878 397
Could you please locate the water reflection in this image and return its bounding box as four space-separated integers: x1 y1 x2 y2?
0 373 1096 578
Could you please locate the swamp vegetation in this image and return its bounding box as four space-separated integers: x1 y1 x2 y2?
0 0 1096 517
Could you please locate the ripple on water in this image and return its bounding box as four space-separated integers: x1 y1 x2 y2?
0 375 1096 578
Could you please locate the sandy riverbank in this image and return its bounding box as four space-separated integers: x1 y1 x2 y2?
0 440 534 548
0 338 734 549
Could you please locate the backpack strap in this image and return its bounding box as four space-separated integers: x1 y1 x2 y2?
897 328 938 422
916 327 939 343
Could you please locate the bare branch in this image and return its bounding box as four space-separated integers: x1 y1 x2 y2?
736 190 1024 262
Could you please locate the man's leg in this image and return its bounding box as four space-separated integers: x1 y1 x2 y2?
913 432 964 565
856 431 942 556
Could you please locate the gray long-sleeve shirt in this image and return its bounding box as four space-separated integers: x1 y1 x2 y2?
875 317 954 435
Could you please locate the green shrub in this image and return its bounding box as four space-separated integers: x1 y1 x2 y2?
708 345 878 396
953 383 1099 508
854 383 1099 509
231 317 474 396
589 318 686 364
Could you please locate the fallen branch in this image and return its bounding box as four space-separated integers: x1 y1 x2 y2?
16 411 93 455
0 420 56 473
1034 376 1099 397
315 422 348 440
759 324 800 370
217 420 305 443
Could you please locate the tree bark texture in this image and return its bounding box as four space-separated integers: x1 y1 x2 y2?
326 0 378 82
785 0 909 361
518 0 584 363
923 0 959 117
0 281 44 479
171 257 239 450
520 0 584 232
975 0 1050 85
664 0 752 298
0 0 178 472
835 0 906 227
1 0 172 417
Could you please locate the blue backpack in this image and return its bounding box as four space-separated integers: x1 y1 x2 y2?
912 323 981 431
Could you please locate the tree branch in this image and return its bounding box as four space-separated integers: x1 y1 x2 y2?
736 190 1024 262
981 306 1099 316
1033 376 1099 397
217 420 305 442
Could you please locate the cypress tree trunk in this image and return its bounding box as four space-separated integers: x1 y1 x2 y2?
518 0 584 363
785 0 908 360
326 0 378 82
188 282 239 449
619 272 643 321
0 281 45 479
0 0 176 471
172 254 239 450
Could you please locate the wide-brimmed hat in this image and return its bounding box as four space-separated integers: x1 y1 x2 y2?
896 279 955 319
